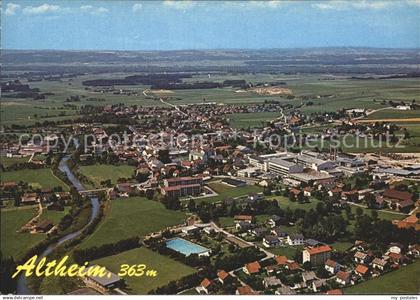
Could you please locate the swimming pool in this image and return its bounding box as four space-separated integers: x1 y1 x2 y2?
166 238 210 256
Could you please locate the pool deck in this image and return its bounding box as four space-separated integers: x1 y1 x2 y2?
166 237 211 256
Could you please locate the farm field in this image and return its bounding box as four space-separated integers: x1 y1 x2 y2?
227 112 282 129
78 197 187 249
78 164 135 188
1 168 69 190
344 260 420 294
3 75 419 126
93 247 196 294
0 207 44 259
365 109 420 120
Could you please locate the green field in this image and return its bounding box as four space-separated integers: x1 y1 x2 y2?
329 241 353 252
1 168 69 190
262 244 302 258
0 207 44 259
344 260 420 294
3 75 419 126
78 164 135 188
79 197 187 249
227 112 282 129
93 247 196 294
196 184 263 204
0 156 29 168
268 196 321 211
366 109 420 120
39 207 71 224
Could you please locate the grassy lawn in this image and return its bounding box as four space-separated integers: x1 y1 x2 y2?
267 195 321 211
344 260 420 294
227 112 282 129
218 217 236 228
93 247 196 294
261 244 301 259
0 156 29 168
79 197 187 249
348 204 406 221
1 168 69 190
329 241 353 252
0 207 45 259
178 288 200 295
194 184 263 204
78 164 135 188
39 207 71 224
207 181 236 194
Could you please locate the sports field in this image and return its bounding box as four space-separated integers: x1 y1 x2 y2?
196 183 263 204
78 164 135 188
79 197 187 249
1 169 69 190
93 247 196 294
344 260 420 294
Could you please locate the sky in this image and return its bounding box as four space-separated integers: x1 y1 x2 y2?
2 0 420 50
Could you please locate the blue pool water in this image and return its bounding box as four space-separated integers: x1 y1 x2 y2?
166 238 210 256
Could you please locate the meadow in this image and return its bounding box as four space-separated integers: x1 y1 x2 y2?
344 260 420 294
1 168 69 190
366 109 420 120
227 112 283 129
0 207 44 259
0 156 29 168
93 247 196 294
78 164 135 188
3 74 419 126
78 197 187 249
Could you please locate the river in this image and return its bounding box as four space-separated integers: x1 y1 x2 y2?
17 155 100 294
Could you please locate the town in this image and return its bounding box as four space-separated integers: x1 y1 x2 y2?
1 1 420 296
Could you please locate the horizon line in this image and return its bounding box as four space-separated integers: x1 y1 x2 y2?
3 46 420 52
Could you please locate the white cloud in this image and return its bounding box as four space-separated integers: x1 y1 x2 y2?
5 3 21 15
163 0 196 10
132 3 143 12
80 5 109 14
23 3 60 15
406 0 420 6
312 1 397 10
80 5 93 12
222 0 292 10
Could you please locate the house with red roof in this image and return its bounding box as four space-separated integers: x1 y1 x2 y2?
303 245 332 265
197 278 214 294
243 261 261 275
355 264 369 277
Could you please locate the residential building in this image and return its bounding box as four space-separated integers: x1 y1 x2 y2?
336 271 350 286
287 234 305 246
303 245 332 265
325 259 340 274
263 235 281 248
243 261 261 275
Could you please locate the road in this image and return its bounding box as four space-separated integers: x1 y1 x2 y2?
347 201 408 216
210 221 275 259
